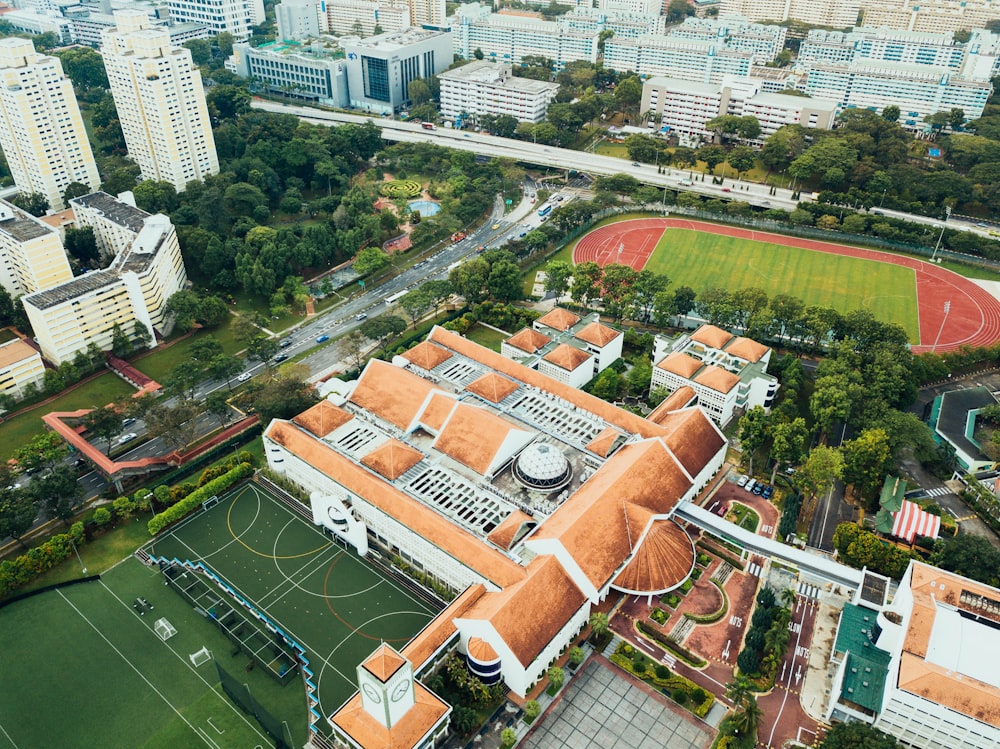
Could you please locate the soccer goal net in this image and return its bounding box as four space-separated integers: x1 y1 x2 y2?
154 617 177 642
189 647 211 666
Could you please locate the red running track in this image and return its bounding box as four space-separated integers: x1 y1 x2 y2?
572 218 1000 353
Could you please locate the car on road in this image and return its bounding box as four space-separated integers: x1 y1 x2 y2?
355 313 367 321
721 187 731 193
237 372 252 382
279 337 292 347
736 475 749 487
679 179 693 186
316 334 329 343
118 432 137 445
121 417 136 427
274 353 289 363
631 162 641 167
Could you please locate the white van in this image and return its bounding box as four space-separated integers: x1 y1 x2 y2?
744 479 756 493
679 179 693 186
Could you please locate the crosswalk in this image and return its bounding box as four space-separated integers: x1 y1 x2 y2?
797 582 820 600
923 486 953 498
747 561 763 577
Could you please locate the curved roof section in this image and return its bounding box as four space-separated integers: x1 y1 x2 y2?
694 365 740 394
292 399 353 437
350 359 440 431
401 340 453 370
487 509 535 551
361 439 423 481
655 407 726 475
465 372 519 404
505 327 550 354
467 637 499 663
574 321 620 347
612 519 695 595
726 336 768 363
536 307 580 331
690 324 733 350
657 352 702 379
434 402 533 476
543 343 592 371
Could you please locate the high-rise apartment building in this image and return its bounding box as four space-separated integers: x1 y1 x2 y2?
320 0 411 37
276 0 320 40
409 0 446 29
0 199 74 298
719 0 859 29
0 38 100 211
167 0 265 41
101 11 219 193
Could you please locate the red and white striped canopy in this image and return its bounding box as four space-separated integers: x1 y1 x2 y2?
891 500 941 544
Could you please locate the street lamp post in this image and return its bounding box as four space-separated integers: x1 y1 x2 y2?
71 537 86 575
932 301 952 352
930 206 952 263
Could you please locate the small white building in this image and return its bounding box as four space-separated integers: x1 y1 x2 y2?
439 61 558 124
650 324 778 426
0 337 45 399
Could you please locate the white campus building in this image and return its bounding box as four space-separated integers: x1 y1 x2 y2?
276 0 320 40
22 192 188 365
720 0 861 29
0 38 100 211
264 325 726 717
641 76 837 143
650 324 778 426
604 35 755 82
319 0 411 37
101 11 220 192
0 199 74 298
827 563 1000 749
0 338 45 399
667 16 787 65
439 61 558 124
228 41 349 106
167 0 265 40
860 0 1000 33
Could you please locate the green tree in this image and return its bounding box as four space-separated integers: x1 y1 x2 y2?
55 46 108 89
738 406 768 474
82 405 125 455
730 694 763 743
407 78 432 105
29 465 83 523
165 290 203 333
769 417 807 484
9 191 49 217
360 315 406 354
591 368 622 401
165 360 205 401
64 226 99 265
727 146 756 179
547 666 565 691
0 487 37 548
500 727 516 749
544 260 573 298
841 428 892 509
206 354 243 390
524 699 541 721
796 445 844 517
614 75 642 116
486 255 523 302
570 261 603 308
183 38 212 65
353 246 389 276
205 390 234 428
589 611 609 638
111 322 133 358
819 722 900 749
697 145 727 174
929 534 1000 587
145 399 200 452
398 287 434 328
882 105 900 123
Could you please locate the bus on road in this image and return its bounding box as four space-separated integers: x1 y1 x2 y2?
385 290 408 305
420 122 436 130
537 204 553 217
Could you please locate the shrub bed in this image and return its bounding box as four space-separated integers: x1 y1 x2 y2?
635 620 706 667
684 579 729 625
380 180 422 198
610 643 714 718
696 539 746 571
650 607 668 625
0 522 86 599
148 463 253 535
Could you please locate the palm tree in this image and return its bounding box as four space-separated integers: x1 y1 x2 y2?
589 611 609 638
731 695 763 741
781 587 797 609
725 676 753 710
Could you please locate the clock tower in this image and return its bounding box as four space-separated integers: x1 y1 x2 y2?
357 643 416 729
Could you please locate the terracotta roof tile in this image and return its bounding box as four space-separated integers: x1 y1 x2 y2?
486 510 535 550
690 324 733 350
505 327 550 354
542 344 592 372
465 372 519 404
725 336 768 363
350 360 439 431
361 439 424 481
467 637 499 663
574 321 620 347
0 339 37 369
694 365 740 394
585 426 625 458
656 352 703 379
434 403 532 475
536 307 580 331
362 643 406 682
401 340 453 370
654 408 726 476
418 392 456 433
401 585 486 671
331 682 449 749
265 421 526 588
292 399 353 438
613 519 695 594
647 387 697 424
459 556 586 667
898 653 1000 726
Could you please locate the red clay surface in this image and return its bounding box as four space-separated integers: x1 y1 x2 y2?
572 217 1000 353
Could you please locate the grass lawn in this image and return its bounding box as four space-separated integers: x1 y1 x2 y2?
464 323 510 352
132 319 241 383
0 373 135 461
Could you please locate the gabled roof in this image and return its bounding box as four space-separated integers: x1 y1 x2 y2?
465 372 519 404
542 344 592 372
361 439 424 481
434 403 532 476
362 643 406 682
656 352 703 379
613 519 695 595
418 392 456 433
331 681 449 749
585 426 625 458
292 399 353 437
459 555 586 667
690 324 733 350
694 365 740 394
401 340 453 371
505 327 550 354
486 509 535 551
535 307 580 331
574 321 620 347
654 407 726 475
646 386 697 424
401 584 486 671
350 360 440 431
725 336 768 363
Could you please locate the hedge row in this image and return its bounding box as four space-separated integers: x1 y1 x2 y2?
696 539 746 571
148 463 253 535
635 620 707 668
609 650 714 718
0 522 85 599
684 579 729 625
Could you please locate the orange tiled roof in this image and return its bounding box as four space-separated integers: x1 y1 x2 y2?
465 372 519 404
362 643 406 682
350 360 440 431
402 340 453 370
401 584 486 671
574 321 620 347
536 307 580 331
585 426 625 458
418 392 456 433
434 403 531 475
460 556 586 667
467 637 499 663
529 438 693 588
613 519 695 594
361 439 424 481
265 421 526 588
690 324 733 350
505 327 550 354
542 344 592 372
487 510 535 550
725 336 768 363
694 365 740 394
0 339 37 369
292 399 353 438
656 352 703 379
331 681 449 749
655 407 726 476
647 387 697 424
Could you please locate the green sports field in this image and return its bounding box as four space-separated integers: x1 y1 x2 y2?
643 228 920 341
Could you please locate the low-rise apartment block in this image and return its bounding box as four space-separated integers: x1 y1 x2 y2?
604 35 754 82
0 337 45 399
439 61 558 123
0 199 73 298
720 0 860 29
228 41 349 106
668 16 787 64
650 324 778 426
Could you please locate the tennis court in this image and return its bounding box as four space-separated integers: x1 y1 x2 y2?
145 482 440 720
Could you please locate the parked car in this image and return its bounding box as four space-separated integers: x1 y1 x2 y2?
118 432 137 445
736 475 749 487
762 486 774 499
753 482 764 495
316 334 329 343
744 479 756 493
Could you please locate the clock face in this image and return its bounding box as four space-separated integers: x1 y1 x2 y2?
362 683 382 703
391 678 411 702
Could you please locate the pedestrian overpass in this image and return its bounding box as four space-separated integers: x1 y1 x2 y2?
674 502 865 591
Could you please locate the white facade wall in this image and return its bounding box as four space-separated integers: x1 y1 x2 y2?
452 7 599 68
668 16 787 64
167 0 265 40
537 358 593 388
439 62 558 123
0 202 73 297
642 78 722 139
736 93 838 138
0 341 45 398
860 0 1000 34
320 0 410 36
604 36 752 82
276 0 320 40
874 687 1000 749
228 42 350 106
650 366 738 424
409 0 446 28
598 0 661 16
719 0 859 28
